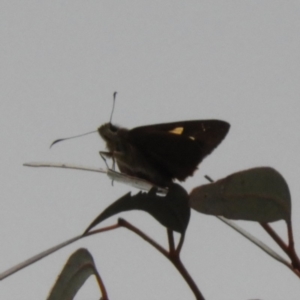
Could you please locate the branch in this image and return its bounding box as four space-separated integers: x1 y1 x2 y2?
260 222 300 271
117 219 205 300
218 216 300 278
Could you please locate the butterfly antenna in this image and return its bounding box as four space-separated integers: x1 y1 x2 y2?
109 91 117 124
50 130 97 148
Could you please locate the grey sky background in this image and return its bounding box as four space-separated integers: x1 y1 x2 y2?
1 1 300 299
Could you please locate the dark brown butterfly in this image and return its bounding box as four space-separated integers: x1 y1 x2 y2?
98 119 230 187
50 93 230 187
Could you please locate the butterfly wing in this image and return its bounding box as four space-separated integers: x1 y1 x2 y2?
127 120 230 181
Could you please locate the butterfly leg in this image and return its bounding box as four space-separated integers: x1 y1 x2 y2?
99 151 111 169
99 151 117 186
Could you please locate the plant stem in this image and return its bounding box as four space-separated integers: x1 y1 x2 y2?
260 222 300 271
118 219 205 300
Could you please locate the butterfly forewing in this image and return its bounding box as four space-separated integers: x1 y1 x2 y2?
128 131 201 179
127 120 230 181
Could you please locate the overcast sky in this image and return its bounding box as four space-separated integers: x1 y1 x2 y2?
1 2 300 299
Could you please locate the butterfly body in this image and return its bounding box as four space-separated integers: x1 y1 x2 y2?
98 120 230 187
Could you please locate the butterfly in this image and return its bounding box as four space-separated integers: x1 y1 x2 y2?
98 119 230 187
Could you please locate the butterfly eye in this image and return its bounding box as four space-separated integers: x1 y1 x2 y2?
109 123 118 132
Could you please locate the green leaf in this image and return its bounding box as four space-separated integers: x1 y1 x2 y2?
47 248 100 300
85 183 190 234
190 167 291 222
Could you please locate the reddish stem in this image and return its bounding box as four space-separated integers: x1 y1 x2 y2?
167 229 175 253
118 219 205 300
84 219 205 299
93 265 109 300
260 222 300 271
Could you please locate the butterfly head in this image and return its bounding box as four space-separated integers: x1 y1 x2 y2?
98 122 121 149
